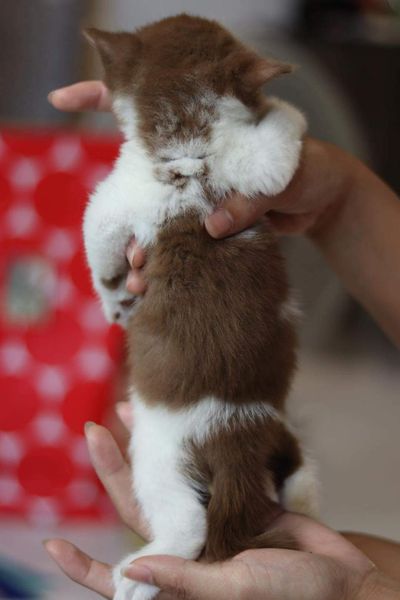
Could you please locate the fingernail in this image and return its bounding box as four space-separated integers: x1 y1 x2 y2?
126 244 135 266
84 421 96 434
206 208 234 238
122 563 154 585
47 89 62 104
115 402 126 420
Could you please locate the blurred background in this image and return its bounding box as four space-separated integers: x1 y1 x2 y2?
0 0 399 597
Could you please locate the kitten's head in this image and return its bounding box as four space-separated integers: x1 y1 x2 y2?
85 14 292 152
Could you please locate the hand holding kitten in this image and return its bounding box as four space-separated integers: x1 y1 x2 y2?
44 419 390 600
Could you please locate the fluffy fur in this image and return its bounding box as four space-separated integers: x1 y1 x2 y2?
83 14 318 600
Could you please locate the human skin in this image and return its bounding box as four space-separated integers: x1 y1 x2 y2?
44 421 400 600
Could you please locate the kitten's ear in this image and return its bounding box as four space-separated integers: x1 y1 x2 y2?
244 57 294 88
83 28 141 69
225 51 293 90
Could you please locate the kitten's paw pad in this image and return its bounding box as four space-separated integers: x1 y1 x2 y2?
112 295 138 326
114 579 159 600
101 287 139 327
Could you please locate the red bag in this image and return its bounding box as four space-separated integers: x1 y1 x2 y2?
0 129 124 523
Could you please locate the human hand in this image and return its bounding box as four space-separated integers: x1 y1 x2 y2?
44 419 149 599
49 81 348 239
43 416 388 600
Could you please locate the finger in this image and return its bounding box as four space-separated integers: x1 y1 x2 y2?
124 555 230 600
115 401 134 430
268 210 317 235
205 193 271 238
126 240 146 269
44 539 113 599
126 270 147 295
48 81 112 112
84 423 149 539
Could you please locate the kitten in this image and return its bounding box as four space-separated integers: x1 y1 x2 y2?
83 14 319 600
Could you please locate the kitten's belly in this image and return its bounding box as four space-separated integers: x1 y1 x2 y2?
130 391 200 533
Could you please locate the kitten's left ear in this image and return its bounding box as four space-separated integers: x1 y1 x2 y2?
244 57 294 88
223 50 294 90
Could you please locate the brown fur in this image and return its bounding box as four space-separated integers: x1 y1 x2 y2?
186 414 302 560
129 213 297 410
87 14 302 559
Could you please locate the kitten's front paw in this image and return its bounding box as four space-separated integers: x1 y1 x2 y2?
98 274 140 328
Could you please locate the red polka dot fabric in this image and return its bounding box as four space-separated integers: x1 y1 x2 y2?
0 129 125 524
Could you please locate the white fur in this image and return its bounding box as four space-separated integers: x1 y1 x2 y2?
113 394 282 599
83 92 305 326
209 96 306 197
280 295 303 324
281 453 320 518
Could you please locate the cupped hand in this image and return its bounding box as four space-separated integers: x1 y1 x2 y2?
44 416 379 600
124 513 376 600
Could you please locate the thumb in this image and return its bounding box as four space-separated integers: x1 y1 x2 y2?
205 193 270 238
123 555 228 600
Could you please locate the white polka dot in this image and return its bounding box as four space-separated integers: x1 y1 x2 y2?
43 229 77 261
0 476 22 505
5 203 38 236
32 413 67 444
10 158 41 190
68 479 98 507
85 164 111 190
0 340 30 374
0 432 25 464
80 300 108 332
76 347 112 380
71 437 91 467
50 137 83 171
53 276 75 309
35 366 68 400
28 497 60 526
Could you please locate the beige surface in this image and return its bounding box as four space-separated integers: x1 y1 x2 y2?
290 353 400 540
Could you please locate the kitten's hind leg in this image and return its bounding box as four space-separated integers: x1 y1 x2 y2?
113 503 206 600
113 458 207 600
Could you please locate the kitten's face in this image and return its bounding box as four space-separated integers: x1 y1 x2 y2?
85 14 291 151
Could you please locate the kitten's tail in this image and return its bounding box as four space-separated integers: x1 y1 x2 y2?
204 476 297 561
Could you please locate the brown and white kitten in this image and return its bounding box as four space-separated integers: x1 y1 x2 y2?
83 14 319 600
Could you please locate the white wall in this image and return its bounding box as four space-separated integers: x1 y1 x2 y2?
93 0 299 31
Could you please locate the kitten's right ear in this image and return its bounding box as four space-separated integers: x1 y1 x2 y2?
83 28 141 69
